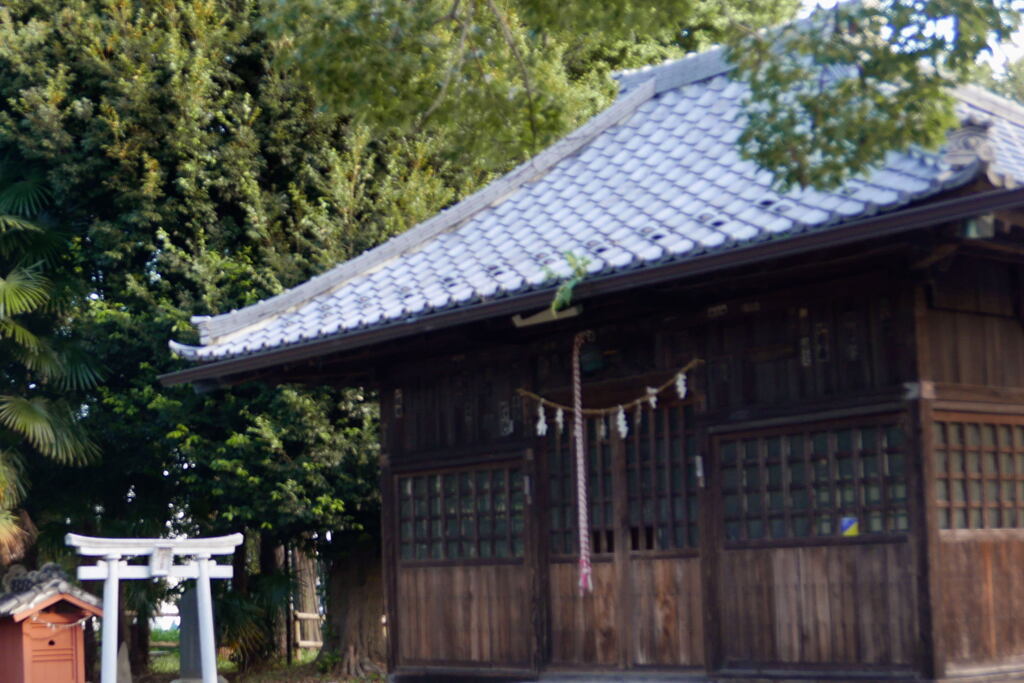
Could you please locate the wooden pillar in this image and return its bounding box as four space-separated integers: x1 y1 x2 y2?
612 431 630 669
911 283 944 680
379 380 400 672
521 447 545 674
533 431 553 668
380 457 399 672
697 410 722 674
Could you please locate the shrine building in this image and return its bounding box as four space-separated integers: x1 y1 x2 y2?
163 46 1024 681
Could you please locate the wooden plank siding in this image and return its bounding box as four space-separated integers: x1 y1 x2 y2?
629 556 704 668
396 563 532 667
926 257 1024 389
718 543 918 668
918 253 1024 680
548 560 619 667
937 531 1024 673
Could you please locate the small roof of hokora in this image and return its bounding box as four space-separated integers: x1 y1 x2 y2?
166 47 1024 371
0 563 102 621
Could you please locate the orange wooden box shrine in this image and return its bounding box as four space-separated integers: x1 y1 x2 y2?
0 564 102 683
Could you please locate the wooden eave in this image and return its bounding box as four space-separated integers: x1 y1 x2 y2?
159 185 1024 389
11 593 103 622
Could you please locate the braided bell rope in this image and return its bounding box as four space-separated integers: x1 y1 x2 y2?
519 334 704 595
572 331 593 594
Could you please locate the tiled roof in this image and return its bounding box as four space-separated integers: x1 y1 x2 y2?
0 564 100 618
170 50 1024 364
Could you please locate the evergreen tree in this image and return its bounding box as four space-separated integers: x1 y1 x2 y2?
0 158 97 559
0 0 456 670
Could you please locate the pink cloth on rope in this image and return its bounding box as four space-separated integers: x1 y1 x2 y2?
573 331 593 594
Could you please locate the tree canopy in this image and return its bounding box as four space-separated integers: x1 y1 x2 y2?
0 159 97 557
264 0 1022 189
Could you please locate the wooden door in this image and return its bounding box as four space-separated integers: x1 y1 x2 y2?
709 420 919 671
544 401 704 670
393 457 537 671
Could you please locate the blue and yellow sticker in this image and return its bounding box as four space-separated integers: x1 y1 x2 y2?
840 516 859 537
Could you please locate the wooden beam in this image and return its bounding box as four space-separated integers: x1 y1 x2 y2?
912 243 960 270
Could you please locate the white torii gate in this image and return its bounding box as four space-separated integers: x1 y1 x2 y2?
66 533 243 683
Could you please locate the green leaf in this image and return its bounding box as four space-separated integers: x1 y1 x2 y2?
0 264 49 317
0 318 41 351
0 396 95 465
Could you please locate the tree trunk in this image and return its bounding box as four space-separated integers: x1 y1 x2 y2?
258 532 288 659
129 610 150 676
232 542 249 597
319 544 385 677
294 547 322 647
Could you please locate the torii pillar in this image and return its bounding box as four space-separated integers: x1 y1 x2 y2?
66 533 243 683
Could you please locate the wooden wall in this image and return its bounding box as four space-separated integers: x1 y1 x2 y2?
927 256 1024 389
386 272 917 467
919 252 1024 679
547 557 704 669
548 561 619 667
396 563 532 667
629 557 704 667
936 531 1024 673
380 267 945 679
718 543 917 668
927 311 1024 388
702 286 909 415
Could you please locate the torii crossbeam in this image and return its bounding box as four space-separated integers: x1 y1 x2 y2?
66 533 243 683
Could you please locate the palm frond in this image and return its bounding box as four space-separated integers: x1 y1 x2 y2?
0 396 56 456
0 508 29 564
0 214 45 236
52 344 104 390
12 340 104 390
0 318 41 351
0 449 26 508
0 397 95 465
0 265 49 317
0 175 51 217
46 407 99 464
13 340 62 377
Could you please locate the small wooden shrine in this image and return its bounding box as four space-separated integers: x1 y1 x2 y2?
164 47 1024 682
0 563 103 683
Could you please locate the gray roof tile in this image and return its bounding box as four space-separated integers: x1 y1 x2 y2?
172 52 1024 363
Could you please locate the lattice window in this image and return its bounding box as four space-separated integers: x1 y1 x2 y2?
398 465 526 561
934 416 1024 530
720 420 908 542
625 403 699 551
548 403 699 555
548 421 616 555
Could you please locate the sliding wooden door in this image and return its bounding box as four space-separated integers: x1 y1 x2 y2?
544 400 704 671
